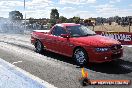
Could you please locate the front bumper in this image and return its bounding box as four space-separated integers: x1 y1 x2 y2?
86 47 123 63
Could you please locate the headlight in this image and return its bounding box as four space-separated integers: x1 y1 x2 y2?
95 47 109 52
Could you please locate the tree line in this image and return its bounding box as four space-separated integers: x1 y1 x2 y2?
8 9 132 26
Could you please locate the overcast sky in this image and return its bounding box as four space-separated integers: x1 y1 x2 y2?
0 0 132 19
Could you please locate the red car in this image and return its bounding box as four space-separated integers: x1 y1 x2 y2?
31 23 123 66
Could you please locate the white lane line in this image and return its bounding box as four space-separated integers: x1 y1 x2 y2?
12 61 22 65
127 45 132 47
0 58 57 88
122 45 132 47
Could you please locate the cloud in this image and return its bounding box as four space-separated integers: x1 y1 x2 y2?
60 7 97 18
60 7 78 18
77 11 97 18
92 4 114 8
25 0 58 18
109 0 121 3
27 0 52 6
92 4 132 17
26 0 53 10
0 0 131 18
60 0 96 4
62 7 76 13
117 9 132 17
0 0 18 1
25 9 51 18
94 4 116 13
0 1 24 18
0 1 23 7
0 0 52 18
25 6 61 19
91 4 117 17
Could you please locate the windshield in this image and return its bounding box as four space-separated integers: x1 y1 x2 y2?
66 25 96 37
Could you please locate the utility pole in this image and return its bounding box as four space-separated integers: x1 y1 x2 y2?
24 0 26 30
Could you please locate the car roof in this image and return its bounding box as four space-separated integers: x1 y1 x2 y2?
56 23 80 27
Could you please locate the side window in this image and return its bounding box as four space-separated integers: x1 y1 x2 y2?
52 26 67 36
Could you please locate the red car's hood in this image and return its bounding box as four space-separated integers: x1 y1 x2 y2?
71 35 120 47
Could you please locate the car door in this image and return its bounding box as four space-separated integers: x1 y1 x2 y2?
43 33 56 51
51 26 73 56
49 26 66 52
57 36 73 57
43 26 58 51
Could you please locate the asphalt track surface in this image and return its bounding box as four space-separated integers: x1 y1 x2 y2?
0 57 56 88
0 33 132 88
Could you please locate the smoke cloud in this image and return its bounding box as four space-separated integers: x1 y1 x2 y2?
0 18 31 34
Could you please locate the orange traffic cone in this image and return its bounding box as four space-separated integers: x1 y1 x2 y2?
79 67 91 86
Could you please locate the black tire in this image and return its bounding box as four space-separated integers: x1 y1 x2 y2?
35 40 44 53
73 48 88 66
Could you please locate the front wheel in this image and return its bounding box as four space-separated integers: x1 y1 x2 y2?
73 48 88 66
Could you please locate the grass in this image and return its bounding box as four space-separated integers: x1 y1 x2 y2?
91 23 132 32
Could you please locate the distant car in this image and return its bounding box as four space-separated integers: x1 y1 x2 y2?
31 23 123 66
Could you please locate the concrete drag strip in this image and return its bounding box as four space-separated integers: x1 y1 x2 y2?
0 58 57 88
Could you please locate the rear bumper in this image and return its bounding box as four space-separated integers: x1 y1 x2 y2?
86 48 123 63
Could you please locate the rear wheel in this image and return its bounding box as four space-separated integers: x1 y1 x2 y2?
35 40 43 53
73 48 88 66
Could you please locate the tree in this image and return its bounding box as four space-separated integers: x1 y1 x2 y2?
49 19 56 26
72 16 80 23
29 17 36 24
9 10 23 20
59 16 67 23
50 9 59 20
67 18 74 23
50 9 59 26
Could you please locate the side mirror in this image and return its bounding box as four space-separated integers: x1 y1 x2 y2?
61 34 70 38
